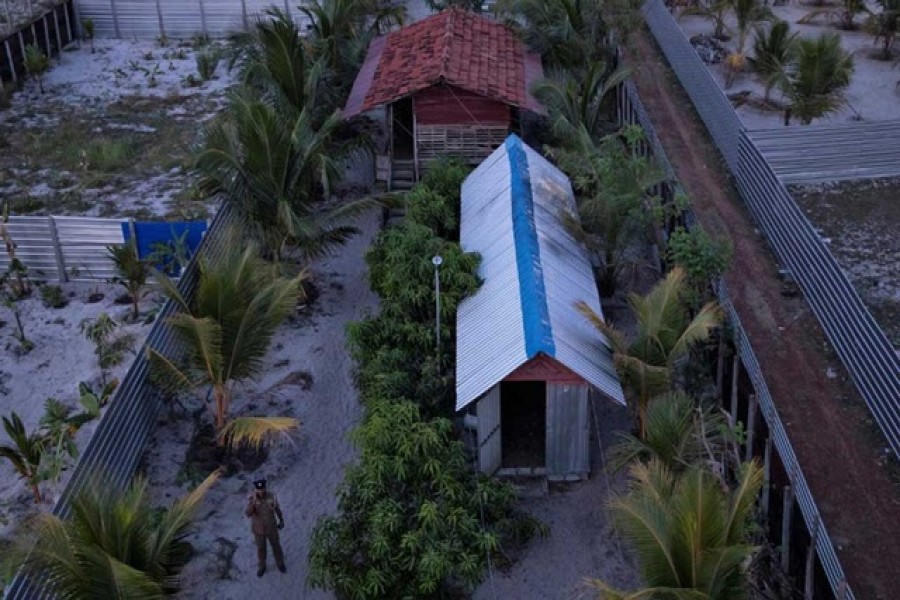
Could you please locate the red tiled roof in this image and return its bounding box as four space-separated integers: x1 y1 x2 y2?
343 9 544 118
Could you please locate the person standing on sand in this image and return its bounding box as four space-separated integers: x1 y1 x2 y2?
245 478 286 577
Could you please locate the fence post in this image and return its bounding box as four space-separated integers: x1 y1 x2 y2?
745 393 757 462
110 0 121 38
781 485 794 573
730 351 740 421
42 13 52 57
761 435 772 519
128 218 138 250
154 0 165 39
805 516 820 600
68 0 80 41
241 0 248 30
52 8 63 59
198 0 208 36
4 40 16 83
47 216 68 283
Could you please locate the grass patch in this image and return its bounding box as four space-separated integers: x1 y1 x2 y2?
82 138 139 172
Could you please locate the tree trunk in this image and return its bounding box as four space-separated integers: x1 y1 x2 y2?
131 293 140 320
31 481 42 503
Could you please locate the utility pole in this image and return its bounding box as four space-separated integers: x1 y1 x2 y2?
432 255 443 364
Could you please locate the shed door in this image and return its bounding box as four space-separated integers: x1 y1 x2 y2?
546 384 590 476
478 385 502 475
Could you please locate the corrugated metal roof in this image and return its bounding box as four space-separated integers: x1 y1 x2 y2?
455 135 625 411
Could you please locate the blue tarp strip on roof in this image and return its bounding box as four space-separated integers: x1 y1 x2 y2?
505 134 555 359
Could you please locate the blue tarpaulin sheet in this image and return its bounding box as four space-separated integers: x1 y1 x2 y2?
121 221 208 275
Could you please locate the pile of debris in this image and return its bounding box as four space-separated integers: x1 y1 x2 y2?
690 35 728 64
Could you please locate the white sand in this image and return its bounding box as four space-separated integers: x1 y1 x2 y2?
677 2 900 129
0 283 160 530
142 210 380 599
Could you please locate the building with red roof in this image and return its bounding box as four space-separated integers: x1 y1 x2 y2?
343 8 544 186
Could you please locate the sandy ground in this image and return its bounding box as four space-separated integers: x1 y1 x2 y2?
473 398 641 600
677 2 900 129
141 210 380 599
1 38 233 219
0 282 160 531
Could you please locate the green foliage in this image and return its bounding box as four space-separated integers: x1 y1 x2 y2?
749 20 799 92
81 19 95 54
81 313 134 379
195 50 220 81
666 226 732 307
308 400 540 599
148 226 302 440
578 268 722 436
775 33 854 125
17 471 219 599
550 126 666 296
40 284 68 309
82 138 138 173
78 379 119 420
24 45 50 94
587 459 763 599
866 0 900 60
108 240 150 319
0 413 45 502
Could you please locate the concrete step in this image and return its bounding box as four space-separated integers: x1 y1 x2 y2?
391 179 414 190
392 168 415 178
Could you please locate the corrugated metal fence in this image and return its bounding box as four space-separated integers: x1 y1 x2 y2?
3 203 236 599
747 121 900 184
75 0 312 39
0 215 208 282
641 0 900 463
618 78 857 600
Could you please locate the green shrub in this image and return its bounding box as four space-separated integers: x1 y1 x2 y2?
666 226 732 306
23 45 50 94
39 284 68 308
196 50 220 81
82 138 137 172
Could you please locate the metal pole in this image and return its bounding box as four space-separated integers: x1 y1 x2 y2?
781 485 794 573
805 517 820 600
198 0 208 37
432 255 443 361
745 393 757 462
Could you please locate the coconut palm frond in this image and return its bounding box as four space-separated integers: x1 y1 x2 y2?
576 300 629 352
217 416 299 450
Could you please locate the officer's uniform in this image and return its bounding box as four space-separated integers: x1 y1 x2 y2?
245 481 285 575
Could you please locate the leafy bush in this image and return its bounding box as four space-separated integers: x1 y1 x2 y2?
666 226 732 306
196 50 220 81
308 400 541 599
39 284 68 309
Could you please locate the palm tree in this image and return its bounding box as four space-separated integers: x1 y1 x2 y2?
531 61 631 141
774 33 854 125
866 0 900 60
494 0 613 67
108 240 149 320
800 0 871 30
0 412 45 502
587 459 763 599
18 471 219 598
24 44 50 94
196 91 366 259
228 9 327 119
749 20 799 100
148 227 301 448
553 126 666 297
609 392 731 474
680 0 733 40
723 0 774 87
577 267 722 436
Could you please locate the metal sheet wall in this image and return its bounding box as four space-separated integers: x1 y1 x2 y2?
75 0 312 39
4 203 237 599
477 385 502 475
545 383 589 477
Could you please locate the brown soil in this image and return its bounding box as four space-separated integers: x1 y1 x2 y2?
623 27 900 600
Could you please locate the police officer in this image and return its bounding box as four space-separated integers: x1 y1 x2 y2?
245 478 286 577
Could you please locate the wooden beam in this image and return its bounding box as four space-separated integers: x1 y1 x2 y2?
745 393 757 462
781 485 794 573
805 516 820 600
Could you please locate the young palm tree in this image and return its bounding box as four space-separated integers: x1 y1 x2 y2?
608 392 730 474
775 33 854 125
19 471 219 598
867 0 900 60
723 0 774 87
0 412 45 502
577 267 722 436
587 459 763 599
749 20 799 100
197 91 366 259
148 228 301 448
531 61 631 141
108 240 149 320
680 0 733 40
800 0 871 30
24 44 50 94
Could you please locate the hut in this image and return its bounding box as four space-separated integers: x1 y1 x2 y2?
455 135 625 481
342 9 544 188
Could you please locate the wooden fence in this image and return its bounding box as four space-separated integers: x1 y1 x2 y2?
0 0 75 90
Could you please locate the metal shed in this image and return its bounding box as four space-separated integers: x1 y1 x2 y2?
456 135 625 480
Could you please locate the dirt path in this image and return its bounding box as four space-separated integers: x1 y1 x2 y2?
623 29 900 600
144 210 381 600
